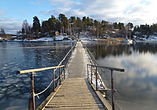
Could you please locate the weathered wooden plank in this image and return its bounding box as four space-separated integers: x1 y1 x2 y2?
43 78 106 110
40 42 107 110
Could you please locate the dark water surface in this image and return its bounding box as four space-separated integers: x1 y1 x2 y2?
0 41 73 110
87 42 157 110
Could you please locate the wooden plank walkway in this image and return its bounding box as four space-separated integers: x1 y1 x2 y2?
42 42 106 110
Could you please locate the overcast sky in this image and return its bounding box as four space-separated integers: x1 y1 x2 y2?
0 0 157 34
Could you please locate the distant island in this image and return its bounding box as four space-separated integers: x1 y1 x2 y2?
1 14 157 42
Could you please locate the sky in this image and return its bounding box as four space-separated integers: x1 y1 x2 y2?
0 0 157 34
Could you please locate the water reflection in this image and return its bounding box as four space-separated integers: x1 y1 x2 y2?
0 41 73 110
87 42 157 58
87 42 157 110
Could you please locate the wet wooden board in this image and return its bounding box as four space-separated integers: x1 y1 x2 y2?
43 78 106 110
41 42 107 110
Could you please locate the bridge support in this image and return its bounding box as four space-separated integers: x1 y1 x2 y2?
29 72 35 110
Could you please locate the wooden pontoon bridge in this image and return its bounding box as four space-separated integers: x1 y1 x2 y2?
18 41 124 110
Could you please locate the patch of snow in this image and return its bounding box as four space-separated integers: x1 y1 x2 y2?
11 36 17 38
133 35 137 38
30 37 53 41
122 39 133 44
112 31 116 33
13 37 54 42
136 35 157 43
13 39 23 41
134 31 141 35
55 35 70 41
148 35 157 41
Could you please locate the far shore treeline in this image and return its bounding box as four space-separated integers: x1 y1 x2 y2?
1 14 157 39
19 14 133 38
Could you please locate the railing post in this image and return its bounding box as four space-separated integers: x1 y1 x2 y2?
95 67 98 91
91 65 93 84
63 67 65 79
111 70 115 110
30 72 35 110
53 71 55 92
87 64 89 80
59 68 61 85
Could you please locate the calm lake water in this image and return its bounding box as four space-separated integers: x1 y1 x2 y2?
87 42 157 110
0 41 73 110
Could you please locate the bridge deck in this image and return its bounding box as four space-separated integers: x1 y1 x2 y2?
42 42 106 110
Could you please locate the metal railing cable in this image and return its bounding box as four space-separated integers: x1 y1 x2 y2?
53 42 76 73
34 74 58 97
82 42 107 89
82 42 125 110
17 41 76 110
34 42 76 96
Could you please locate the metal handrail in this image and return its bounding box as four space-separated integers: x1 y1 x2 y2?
17 42 76 110
18 65 65 110
87 64 124 110
88 64 124 72
17 65 64 74
82 41 124 110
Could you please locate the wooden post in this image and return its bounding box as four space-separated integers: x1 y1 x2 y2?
91 66 92 84
111 70 115 110
95 67 98 91
53 71 55 92
59 68 61 85
30 72 35 110
87 65 89 80
63 67 65 79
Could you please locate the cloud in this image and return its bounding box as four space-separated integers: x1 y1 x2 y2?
97 53 157 78
0 10 5 16
30 0 48 6
0 18 22 34
0 22 22 34
46 0 157 24
97 52 157 106
40 8 86 17
0 18 18 22
49 0 81 8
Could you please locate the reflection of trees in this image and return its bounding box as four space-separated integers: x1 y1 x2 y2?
87 43 157 59
0 42 7 67
88 44 132 59
133 43 157 54
34 48 42 66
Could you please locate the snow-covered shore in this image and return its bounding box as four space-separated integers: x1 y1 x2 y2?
12 35 73 42
135 35 157 43
14 37 54 42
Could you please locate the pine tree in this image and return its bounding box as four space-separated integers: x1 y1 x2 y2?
0 28 5 34
32 16 40 34
58 14 69 33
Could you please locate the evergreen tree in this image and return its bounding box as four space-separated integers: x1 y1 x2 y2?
150 24 157 34
42 21 50 33
69 16 76 24
82 16 87 30
69 16 76 35
118 22 125 30
58 14 69 33
32 16 40 34
94 20 101 37
126 22 133 30
113 22 119 29
0 28 5 34
75 17 82 32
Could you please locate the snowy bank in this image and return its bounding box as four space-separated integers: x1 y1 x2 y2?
13 36 73 42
